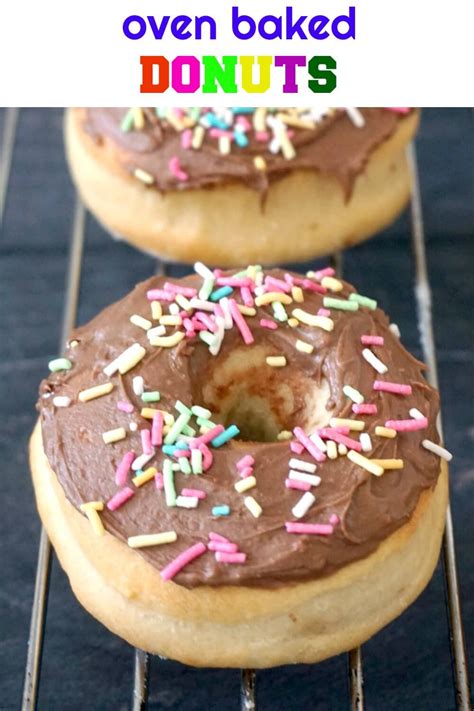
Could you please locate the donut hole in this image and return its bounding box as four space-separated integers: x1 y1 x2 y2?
195 345 333 442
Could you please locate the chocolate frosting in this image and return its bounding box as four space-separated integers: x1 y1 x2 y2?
38 269 441 589
81 108 413 199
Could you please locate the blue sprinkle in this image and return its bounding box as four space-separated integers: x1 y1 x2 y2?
211 425 240 448
232 107 254 114
204 112 229 129
162 444 182 456
212 505 230 517
210 286 233 302
234 130 249 148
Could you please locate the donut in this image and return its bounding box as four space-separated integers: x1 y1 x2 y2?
65 108 419 266
31 265 450 668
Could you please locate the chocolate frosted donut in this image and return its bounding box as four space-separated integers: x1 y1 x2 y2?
65 108 419 265
31 266 450 666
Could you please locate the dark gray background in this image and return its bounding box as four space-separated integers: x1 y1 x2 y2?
0 108 472 710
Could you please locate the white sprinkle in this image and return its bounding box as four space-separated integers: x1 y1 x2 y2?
147 325 166 340
103 343 146 376
292 492 316 519
219 297 233 329
235 476 257 493
422 440 453 462
168 303 180 316
326 441 338 459
288 471 321 487
362 348 388 374
194 261 214 280
176 496 199 509
338 444 348 455
346 107 365 128
310 432 327 453
244 496 263 518
130 314 152 331
53 396 71 408
266 356 287 368
360 433 373 453
174 294 192 312
129 422 138 432
189 297 214 312
343 385 365 404
410 408 425 420
132 376 144 396
389 323 401 338
295 339 314 354
289 458 317 473
132 451 155 471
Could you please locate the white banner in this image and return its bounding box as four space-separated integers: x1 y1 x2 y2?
1 0 473 106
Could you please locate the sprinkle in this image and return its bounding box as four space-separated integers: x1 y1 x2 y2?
292 309 334 331
375 426 397 438
347 450 384 476
208 541 238 553
107 487 135 511
254 155 266 171
120 108 135 132
209 532 231 544
134 168 154 185
194 261 214 280
361 335 384 346
169 156 188 181
285 522 333 536
160 315 182 327
326 441 338 459
196 424 224 446
390 323 401 338
141 407 160 420
338 444 348 455
359 433 373 452
48 357 72 372
133 466 158 487
132 452 155 471
317 308 331 317
161 542 207 581
292 491 316 519
410 408 425 420
346 107 365 127
291 286 304 303
216 551 247 564
146 288 174 302
128 531 177 548
309 432 327 453
277 430 293 441
266 356 287 368
102 427 126 444
191 448 203 474
255 292 292 307
244 496 262 518
117 400 134 414
149 332 185 348
212 425 240 448
78 382 114 403
192 125 205 149
329 514 340 525
385 418 428 431
234 476 257 493
362 348 388 374
295 339 314 354
272 301 288 322
422 440 453 462
176 495 199 509
352 403 377 415
210 286 233 302
104 343 146 376
53 396 71 408
212 505 230 517
330 418 365 431
132 376 144 396
142 391 161 403
373 381 412 396
260 318 278 330
342 385 364 405
130 423 138 432
237 454 255 470
240 467 255 481
163 460 177 507
289 458 317 473
181 488 206 500
151 301 162 320
293 427 326 462
228 299 254 344
155 472 164 490
141 428 153 455
321 276 343 292
115 451 135 486
130 314 152 331
323 297 359 312
80 503 105 536
319 429 362 452
349 293 377 310
165 412 191 445
285 479 310 491
288 471 321 487
372 459 404 470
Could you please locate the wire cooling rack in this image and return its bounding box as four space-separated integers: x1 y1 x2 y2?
1 108 470 710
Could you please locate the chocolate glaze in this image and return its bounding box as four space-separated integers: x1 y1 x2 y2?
38 270 441 588
81 108 413 199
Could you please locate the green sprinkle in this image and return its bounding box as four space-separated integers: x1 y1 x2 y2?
199 331 217 347
120 108 135 132
199 277 214 301
212 505 230 517
343 385 365 404
164 412 191 445
191 448 203 475
197 417 217 429
272 301 288 322
179 456 191 475
141 391 161 403
48 357 72 373
163 460 176 507
191 405 212 419
349 293 377 310
175 400 192 416
323 297 359 312
182 424 196 437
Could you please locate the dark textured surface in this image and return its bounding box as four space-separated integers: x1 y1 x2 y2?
0 108 472 710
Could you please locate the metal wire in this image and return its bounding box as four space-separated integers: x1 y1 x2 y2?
0 107 19 228
408 144 471 710
241 669 256 711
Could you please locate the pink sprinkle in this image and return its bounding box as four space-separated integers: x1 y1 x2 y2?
151 412 163 447
385 417 428 431
318 308 331 317
141 429 152 455
255 130 270 141
164 282 197 297
181 488 206 500
318 429 362 452
260 318 278 330
265 276 292 293
161 542 207 582
329 514 340 525
199 443 213 471
215 551 247 564
213 303 225 321
290 441 305 455
236 116 251 130
173 449 190 459
319 426 351 436
155 472 164 490
228 299 254 345
302 279 327 294
179 310 188 320
107 487 135 511
208 541 238 553
213 269 223 278
239 466 254 479
352 403 378 415
169 156 188 182
285 478 311 492
293 427 326 462
314 267 335 280
146 289 174 302
284 273 295 285
117 400 134 414
194 311 217 333
240 286 254 307
387 107 410 114
209 531 231 543
209 128 234 139
361 335 384 346
216 276 253 288
236 454 255 470
115 451 135 487
191 319 207 332
181 129 193 150
373 380 412 396
195 424 225 446
286 522 334 535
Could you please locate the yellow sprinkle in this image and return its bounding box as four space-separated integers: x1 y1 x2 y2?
78 382 114 403
159 315 182 327
277 113 316 130
192 125 205 149
295 339 314 354
244 496 263 518
326 441 338 459
133 467 158 487
149 332 185 348
237 304 257 317
291 286 304 303
278 128 296 160
80 503 104 536
128 531 177 548
255 292 293 307
288 318 299 328
375 426 397 439
151 301 162 320
266 356 287 368
321 276 344 292
174 294 193 312
132 107 145 130
102 427 126 444
166 110 185 131
134 167 154 185
141 407 160 420
338 444 348 455
235 476 257 493
329 418 365 431
219 135 231 155
347 450 384 476
253 107 267 132
80 501 104 512
254 155 267 171
277 430 293 441
292 309 334 331
130 314 152 331
372 459 404 470
247 265 258 281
